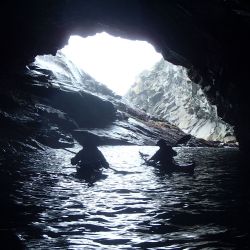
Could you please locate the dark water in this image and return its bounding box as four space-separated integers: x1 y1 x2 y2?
3 146 250 249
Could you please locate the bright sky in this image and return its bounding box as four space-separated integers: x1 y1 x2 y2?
61 32 162 95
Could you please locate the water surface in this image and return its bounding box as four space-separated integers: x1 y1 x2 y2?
9 146 250 249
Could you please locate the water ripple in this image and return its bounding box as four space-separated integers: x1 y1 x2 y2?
8 146 250 249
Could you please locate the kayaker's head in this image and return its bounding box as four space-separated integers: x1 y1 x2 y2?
80 140 98 148
73 130 101 148
156 139 177 157
156 139 169 148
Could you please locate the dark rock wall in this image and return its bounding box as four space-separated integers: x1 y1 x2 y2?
0 76 116 155
1 0 250 150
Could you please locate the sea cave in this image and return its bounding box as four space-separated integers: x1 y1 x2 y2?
1 1 250 249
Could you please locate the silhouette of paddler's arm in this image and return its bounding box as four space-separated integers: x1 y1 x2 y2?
148 150 160 163
71 150 83 165
97 150 109 168
172 149 177 157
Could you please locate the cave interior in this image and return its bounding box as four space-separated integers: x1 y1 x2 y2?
2 1 250 248
1 0 250 151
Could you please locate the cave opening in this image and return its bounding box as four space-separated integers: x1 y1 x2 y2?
2 3 249 248
29 32 236 144
61 32 162 96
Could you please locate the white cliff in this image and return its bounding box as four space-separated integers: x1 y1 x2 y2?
125 59 235 143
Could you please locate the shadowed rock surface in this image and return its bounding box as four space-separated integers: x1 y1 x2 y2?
1 58 219 160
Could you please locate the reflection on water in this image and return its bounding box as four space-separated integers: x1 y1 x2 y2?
9 146 250 249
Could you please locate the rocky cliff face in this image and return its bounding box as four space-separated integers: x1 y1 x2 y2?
125 59 236 143
29 51 117 97
3 50 216 159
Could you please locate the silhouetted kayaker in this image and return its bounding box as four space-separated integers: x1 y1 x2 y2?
148 139 177 167
71 142 109 170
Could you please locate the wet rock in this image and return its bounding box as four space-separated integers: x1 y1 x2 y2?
176 134 192 145
35 103 78 131
0 86 76 153
72 117 192 146
35 126 74 149
25 84 116 128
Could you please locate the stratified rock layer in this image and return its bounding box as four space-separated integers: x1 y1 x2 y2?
125 59 236 143
1 52 219 158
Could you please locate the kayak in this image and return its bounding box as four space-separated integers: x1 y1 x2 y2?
76 164 105 182
156 162 195 174
139 152 195 174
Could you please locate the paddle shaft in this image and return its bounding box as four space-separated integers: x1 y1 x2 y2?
63 148 78 154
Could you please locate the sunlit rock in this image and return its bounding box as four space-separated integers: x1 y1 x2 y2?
30 51 117 97
125 59 236 143
25 53 215 147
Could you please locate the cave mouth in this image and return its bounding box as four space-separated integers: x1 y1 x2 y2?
30 32 236 144
46 32 162 96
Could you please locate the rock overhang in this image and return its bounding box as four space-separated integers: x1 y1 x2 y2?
1 0 250 150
